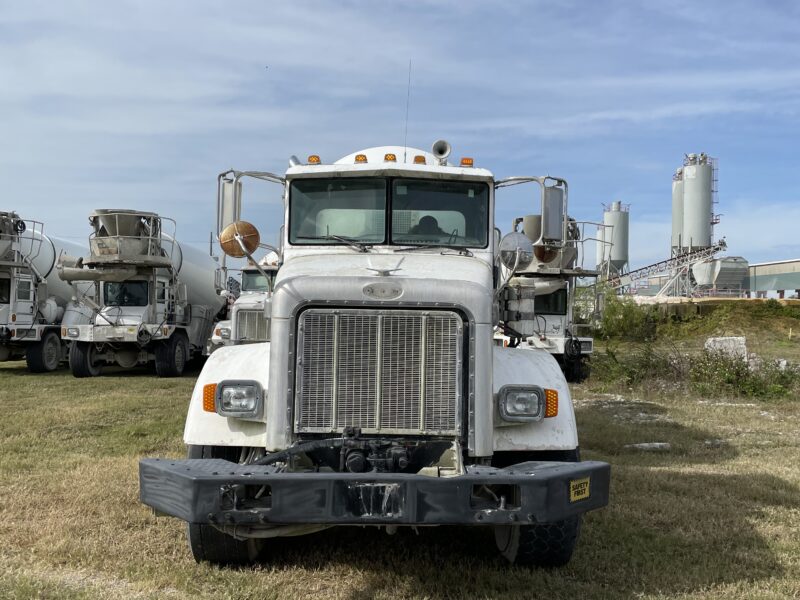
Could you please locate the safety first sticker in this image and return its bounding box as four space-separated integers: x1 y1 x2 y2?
569 477 590 502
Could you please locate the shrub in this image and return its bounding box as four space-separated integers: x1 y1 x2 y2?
590 345 799 399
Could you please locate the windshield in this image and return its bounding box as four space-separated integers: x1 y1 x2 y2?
288 177 489 248
0 279 9 304
534 289 568 315
391 179 489 247
241 270 275 292
104 281 149 307
289 178 387 245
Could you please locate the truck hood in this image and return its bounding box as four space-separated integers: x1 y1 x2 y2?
234 292 271 311
277 253 492 284
272 253 495 324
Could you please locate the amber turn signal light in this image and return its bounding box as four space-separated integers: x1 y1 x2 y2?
203 383 217 412
544 389 558 418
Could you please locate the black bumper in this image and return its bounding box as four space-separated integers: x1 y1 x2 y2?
139 458 610 526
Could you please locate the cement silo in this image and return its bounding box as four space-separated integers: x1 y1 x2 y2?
681 153 713 251
671 168 684 254
601 201 629 275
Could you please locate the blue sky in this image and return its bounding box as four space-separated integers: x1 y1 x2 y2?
2 1 799 268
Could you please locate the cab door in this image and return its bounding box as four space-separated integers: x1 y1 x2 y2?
14 275 35 325
155 279 168 323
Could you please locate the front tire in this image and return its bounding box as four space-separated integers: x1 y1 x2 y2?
186 445 263 565
69 342 101 378
26 331 62 373
494 516 581 567
154 332 189 377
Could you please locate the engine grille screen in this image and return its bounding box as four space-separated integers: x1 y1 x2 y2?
236 310 269 341
295 309 462 434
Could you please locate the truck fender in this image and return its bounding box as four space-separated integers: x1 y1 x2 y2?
183 342 269 448
492 346 578 452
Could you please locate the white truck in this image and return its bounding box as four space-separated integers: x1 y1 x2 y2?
58 209 226 377
495 188 596 382
0 211 93 372
140 142 610 567
210 254 279 350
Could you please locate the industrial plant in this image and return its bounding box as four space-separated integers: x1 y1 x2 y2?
597 152 766 300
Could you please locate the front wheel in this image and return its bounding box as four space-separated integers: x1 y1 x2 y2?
69 342 101 378
154 332 189 377
26 331 62 372
494 516 581 567
186 445 263 565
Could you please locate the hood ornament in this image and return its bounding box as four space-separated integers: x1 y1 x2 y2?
364 257 404 277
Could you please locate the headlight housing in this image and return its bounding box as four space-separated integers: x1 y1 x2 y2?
219 327 231 340
67 327 80 338
498 385 545 422
215 380 263 418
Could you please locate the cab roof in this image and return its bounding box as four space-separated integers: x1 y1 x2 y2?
285 145 494 181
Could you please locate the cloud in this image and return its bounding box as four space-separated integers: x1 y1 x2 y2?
0 1 797 268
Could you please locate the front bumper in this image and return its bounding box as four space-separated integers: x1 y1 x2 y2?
64 324 175 343
139 458 610 526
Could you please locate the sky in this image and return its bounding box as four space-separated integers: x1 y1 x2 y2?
2 1 800 269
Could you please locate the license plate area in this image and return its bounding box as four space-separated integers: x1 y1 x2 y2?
342 482 405 518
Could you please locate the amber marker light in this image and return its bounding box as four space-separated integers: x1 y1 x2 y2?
413 155 426 164
460 157 474 167
384 153 397 162
307 155 321 164
203 383 217 412
355 154 368 163
544 389 559 418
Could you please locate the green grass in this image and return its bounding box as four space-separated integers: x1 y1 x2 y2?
0 360 799 599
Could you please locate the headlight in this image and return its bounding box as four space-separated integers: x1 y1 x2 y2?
219 327 231 340
215 380 263 418
498 385 545 422
67 327 80 338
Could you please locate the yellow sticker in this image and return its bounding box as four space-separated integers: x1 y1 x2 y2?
570 477 590 502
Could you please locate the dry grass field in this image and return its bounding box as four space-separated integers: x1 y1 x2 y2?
0 357 798 599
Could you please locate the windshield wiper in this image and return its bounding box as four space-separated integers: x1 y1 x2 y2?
296 235 372 253
393 245 473 257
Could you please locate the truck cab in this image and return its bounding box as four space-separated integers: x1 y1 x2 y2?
210 256 279 349
140 143 610 567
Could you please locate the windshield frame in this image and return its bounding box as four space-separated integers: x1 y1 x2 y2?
287 176 491 250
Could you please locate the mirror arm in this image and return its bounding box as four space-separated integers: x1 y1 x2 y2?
235 234 276 293
494 248 521 302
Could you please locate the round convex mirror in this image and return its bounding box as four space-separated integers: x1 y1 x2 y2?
499 232 534 271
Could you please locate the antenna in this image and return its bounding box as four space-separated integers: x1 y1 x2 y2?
403 59 412 163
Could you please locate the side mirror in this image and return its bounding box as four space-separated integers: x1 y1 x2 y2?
499 232 534 272
219 221 261 258
218 179 242 235
541 186 564 241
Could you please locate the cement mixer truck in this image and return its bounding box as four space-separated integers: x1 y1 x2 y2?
58 210 225 377
0 211 93 372
494 179 597 382
139 143 609 567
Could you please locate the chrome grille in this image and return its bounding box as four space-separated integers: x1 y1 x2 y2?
296 309 462 434
236 309 269 341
